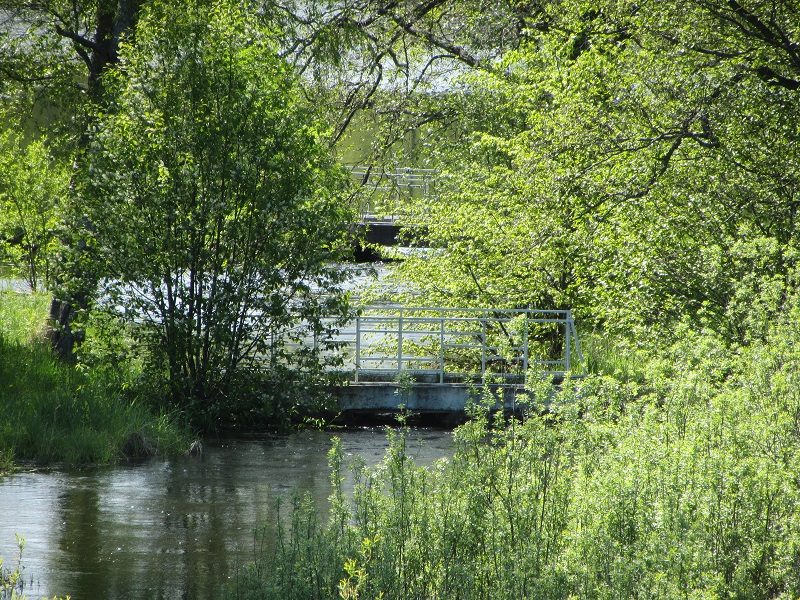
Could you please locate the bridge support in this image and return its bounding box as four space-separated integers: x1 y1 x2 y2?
331 382 527 414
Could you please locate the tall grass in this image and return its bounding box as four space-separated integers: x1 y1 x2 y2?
580 329 646 382
0 291 190 467
228 323 800 600
0 291 49 346
1 536 67 600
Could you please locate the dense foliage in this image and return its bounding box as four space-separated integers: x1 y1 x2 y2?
387 0 800 343
0 131 66 291
70 1 356 424
230 309 800 599
0 291 190 467
2 2 800 597
3 0 795 408
2 0 363 427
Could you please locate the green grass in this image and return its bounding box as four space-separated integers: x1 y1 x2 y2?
0 290 191 468
580 329 646 383
228 323 800 600
0 290 50 346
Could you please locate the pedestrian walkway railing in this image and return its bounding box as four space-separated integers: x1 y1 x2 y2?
348 166 437 222
342 306 584 385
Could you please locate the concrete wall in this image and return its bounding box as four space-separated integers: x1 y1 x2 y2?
331 382 528 414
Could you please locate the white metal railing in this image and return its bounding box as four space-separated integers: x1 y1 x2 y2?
348 166 437 222
341 306 584 385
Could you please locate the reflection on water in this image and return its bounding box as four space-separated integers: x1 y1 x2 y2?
0 429 453 600
0 263 30 292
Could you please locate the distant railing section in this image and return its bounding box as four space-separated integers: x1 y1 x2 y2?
337 306 584 385
348 166 437 222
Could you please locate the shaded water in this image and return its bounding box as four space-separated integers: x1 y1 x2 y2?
0 429 454 600
0 271 28 292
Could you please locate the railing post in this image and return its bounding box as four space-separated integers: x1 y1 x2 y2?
355 313 361 382
564 311 571 376
398 307 404 374
481 313 487 384
440 308 445 384
523 314 529 387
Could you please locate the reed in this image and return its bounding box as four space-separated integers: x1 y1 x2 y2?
229 324 800 600
0 291 190 467
0 536 67 600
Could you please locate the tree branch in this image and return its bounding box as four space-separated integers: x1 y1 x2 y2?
53 22 101 53
755 65 800 90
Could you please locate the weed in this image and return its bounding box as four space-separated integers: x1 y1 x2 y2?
0 291 191 466
228 321 800 600
0 536 68 600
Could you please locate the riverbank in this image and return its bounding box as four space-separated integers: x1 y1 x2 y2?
229 323 800 600
5 282 800 599
0 291 191 469
0 429 455 600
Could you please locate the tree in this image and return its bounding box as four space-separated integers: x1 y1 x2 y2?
1 0 149 357
0 0 142 104
0 130 67 291
262 0 539 159
1 0 525 358
386 0 800 343
75 0 356 422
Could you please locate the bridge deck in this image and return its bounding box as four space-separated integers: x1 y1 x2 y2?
332 382 527 414
327 306 584 414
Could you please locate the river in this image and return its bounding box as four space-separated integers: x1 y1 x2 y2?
0 428 454 600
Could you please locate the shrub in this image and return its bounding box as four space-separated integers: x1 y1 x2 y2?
229 323 800 599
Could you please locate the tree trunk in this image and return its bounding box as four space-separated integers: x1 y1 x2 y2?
47 297 76 360
46 0 142 358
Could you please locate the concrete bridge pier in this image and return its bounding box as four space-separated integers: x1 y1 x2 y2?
331 382 528 416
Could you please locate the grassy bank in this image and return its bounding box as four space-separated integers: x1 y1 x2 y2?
0 291 191 468
228 321 800 600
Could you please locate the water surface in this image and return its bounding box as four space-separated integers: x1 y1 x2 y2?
0 429 454 600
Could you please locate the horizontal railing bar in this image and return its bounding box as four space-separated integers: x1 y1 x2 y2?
356 320 571 327
358 357 509 364
348 305 583 386
355 316 520 322
358 356 440 361
356 330 524 350
354 312 566 316
443 344 505 350
358 306 572 314
356 316 572 321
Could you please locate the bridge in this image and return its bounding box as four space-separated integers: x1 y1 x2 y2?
349 166 437 222
329 306 584 417
336 168 585 418
348 166 436 253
